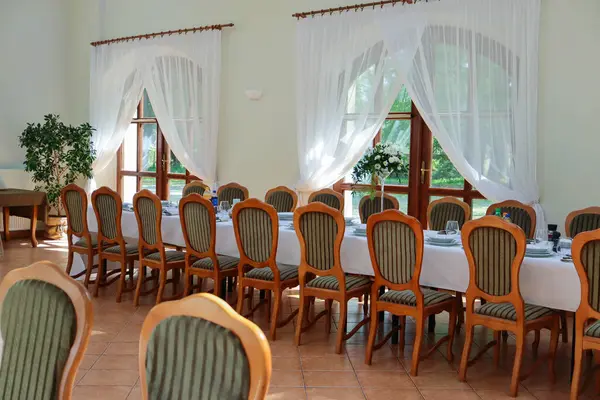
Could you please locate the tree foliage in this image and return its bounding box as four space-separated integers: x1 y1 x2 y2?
18 114 96 215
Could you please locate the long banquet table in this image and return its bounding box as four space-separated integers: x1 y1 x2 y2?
81 207 582 312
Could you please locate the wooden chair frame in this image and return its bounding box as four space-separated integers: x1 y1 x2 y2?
358 191 400 223
486 200 536 239
294 202 372 354
427 196 471 229
139 293 271 400
308 188 344 212
91 186 137 302
570 229 600 399
218 182 249 202
182 180 210 198
365 210 458 375
0 261 93 400
565 207 600 238
265 185 298 212
133 190 185 306
458 216 560 397
233 199 299 340
61 183 98 286
179 194 239 299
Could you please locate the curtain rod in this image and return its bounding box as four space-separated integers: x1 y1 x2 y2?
90 23 234 47
293 0 438 19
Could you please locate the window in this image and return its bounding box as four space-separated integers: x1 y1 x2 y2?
334 86 489 225
117 90 198 203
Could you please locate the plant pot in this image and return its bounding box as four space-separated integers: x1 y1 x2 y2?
45 215 67 240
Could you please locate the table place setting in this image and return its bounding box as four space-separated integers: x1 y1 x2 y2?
352 224 367 237
345 216 358 227
424 221 461 247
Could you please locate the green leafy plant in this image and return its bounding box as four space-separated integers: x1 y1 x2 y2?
18 114 96 215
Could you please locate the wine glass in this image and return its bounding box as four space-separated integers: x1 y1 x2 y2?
535 228 548 244
219 201 231 215
445 221 459 234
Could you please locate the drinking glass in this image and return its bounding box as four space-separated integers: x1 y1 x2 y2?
445 221 459 234
219 201 231 214
535 228 548 244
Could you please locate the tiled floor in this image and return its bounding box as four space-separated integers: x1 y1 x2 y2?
0 238 591 399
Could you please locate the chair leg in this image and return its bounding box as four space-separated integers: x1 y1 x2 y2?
128 260 134 283
509 332 525 397
411 315 425 376
247 287 254 314
156 270 167 305
494 330 501 368
561 312 569 343
363 293 369 315
66 250 74 276
459 322 474 382
134 263 146 307
447 304 458 363
214 276 222 299
571 332 584 400
93 256 104 297
116 258 127 303
325 299 333 334
336 300 347 354
270 290 281 341
549 317 559 384
83 250 94 287
266 290 272 323
183 270 192 297
399 316 406 351
594 350 600 394
365 302 378 365
172 268 180 295
533 330 541 358
236 283 245 314
294 291 306 346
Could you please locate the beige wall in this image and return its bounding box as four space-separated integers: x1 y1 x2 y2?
2 0 599 228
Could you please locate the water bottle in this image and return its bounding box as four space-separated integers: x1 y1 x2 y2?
211 189 218 213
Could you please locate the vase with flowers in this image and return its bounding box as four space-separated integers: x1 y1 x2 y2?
352 142 406 211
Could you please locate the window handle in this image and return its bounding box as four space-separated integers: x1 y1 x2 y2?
420 161 430 184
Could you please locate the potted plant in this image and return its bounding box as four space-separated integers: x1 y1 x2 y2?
18 114 96 239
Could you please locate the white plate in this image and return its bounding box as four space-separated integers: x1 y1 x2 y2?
278 212 294 220
525 252 554 258
352 231 367 237
427 237 457 244
426 239 458 247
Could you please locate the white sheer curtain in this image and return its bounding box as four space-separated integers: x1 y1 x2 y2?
295 12 412 202
89 32 221 186
380 0 543 224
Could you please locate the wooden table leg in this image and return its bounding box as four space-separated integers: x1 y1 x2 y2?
3 207 10 242
30 205 38 248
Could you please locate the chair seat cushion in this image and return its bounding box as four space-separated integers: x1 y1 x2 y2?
306 275 371 291
245 264 298 281
475 302 555 321
585 321 600 338
192 255 239 271
379 289 453 307
144 251 186 263
73 237 98 248
103 243 139 255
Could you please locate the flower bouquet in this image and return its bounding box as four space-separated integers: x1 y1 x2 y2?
352 143 406 201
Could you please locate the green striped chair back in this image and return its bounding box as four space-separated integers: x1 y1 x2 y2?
359 195 396 224
181 201 212 254
570 214 600 238
371 220 417 284
266 191 294 213
0 279 76 400
236 207 273 263
219 187 247 205
64 189 85 234
498 207 532 238
145 316 250 400
468 226 517 297
310 193 341 211
579 240 600 312
182 184 207 197
94 193 120 241
298 211 339 271
429 202 467 231
136 197 159 246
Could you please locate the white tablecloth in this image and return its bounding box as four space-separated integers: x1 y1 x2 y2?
82 208 581 312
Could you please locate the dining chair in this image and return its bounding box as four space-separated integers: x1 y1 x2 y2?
358 191 399 223
0 261 93 400
308 188 344 212
233 199 299 341
182 180 210 198
265 185 298 212
486 200 536 239
61 183 98 286
427 196 471 231
570 228 600 399
218 182 249 204
133 190 186 306
565 207 600 238
365 210 458 375
179 194 240 299
458 216 560 397
139 293 271 400
91 186 139 302
294 202 372 354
